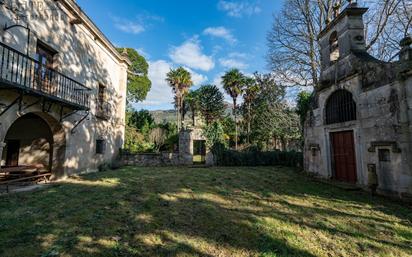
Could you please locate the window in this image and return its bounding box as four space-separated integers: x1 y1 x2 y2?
329 31 339 62
35 41 57 87
96 84 108 119
98 84 106 104
96 139 106 154
36 41 56 69
378 149 390 162
325 90 356 125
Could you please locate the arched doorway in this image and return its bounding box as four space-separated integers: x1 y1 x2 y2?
325 90 357 183
1 113 66 179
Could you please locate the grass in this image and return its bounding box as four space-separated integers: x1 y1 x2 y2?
193 155 205 164
0 166 411 257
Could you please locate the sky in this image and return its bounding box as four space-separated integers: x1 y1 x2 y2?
76 0 284 110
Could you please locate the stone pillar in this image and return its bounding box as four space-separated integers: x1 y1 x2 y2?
178 130 193 165
0 142 6 170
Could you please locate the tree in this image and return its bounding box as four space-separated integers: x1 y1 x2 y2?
221 69 245 150
203 121 226 148
184 90 200 126
247 73 301 150
166 67 193 130
127 109 155 136
117 48 151 103
149 127 167 152
197 85 225 125
267 0 412 88
242 75 260 144
296 91 313 128
221 115 236 147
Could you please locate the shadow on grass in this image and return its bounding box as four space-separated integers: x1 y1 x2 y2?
0 166 411 257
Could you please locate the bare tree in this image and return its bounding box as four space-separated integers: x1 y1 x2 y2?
267 0 412 88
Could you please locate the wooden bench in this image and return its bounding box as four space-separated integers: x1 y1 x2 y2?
0 173 51 193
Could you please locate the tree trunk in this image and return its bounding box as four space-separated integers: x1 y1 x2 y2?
247 102 251 144
176 104 180 131
180 97 184 130
233 98 238 150
176 95 181 131
192 108 196 127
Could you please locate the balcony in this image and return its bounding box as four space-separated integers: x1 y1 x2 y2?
0 41 91 110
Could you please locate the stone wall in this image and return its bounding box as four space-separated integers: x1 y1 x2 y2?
0 0 128 177
121 153 180 167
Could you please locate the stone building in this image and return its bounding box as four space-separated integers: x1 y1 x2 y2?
304 3 412 197
0 0 129 179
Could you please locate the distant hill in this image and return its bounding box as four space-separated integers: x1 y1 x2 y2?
150 110 177 124
149 102 234 124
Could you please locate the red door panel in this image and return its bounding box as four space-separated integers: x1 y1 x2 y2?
331 131 357 183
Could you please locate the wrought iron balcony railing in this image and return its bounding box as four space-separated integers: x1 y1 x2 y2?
0 41 91 110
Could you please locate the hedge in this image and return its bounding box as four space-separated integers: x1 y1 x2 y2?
212 144 303 168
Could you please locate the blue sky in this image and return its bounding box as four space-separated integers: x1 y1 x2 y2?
77 0 284 110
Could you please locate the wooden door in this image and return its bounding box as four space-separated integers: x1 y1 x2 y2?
331 131 357 183
6 140 20 167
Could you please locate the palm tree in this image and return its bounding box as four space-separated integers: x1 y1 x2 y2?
221 69 245 150
243 76 260 144
184 90 200 127
166 67 193 130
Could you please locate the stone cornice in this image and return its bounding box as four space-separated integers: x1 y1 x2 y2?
318 5 368 39
57 0 131 66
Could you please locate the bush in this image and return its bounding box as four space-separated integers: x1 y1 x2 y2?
212 145 302 168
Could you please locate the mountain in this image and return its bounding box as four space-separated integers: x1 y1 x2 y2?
149 110 177 124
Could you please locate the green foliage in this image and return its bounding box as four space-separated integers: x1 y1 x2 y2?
296 90 313 127
124 124 154 153
127 109 155 135
221 69 245 101
197 85 225 124
166 67 193 129
162 133 179 152
117 48 151 103
222 68 245 150
246 73 300 150
184 89 200 125
203 121 226 148
213 147 303 168
124 110 177 153
221 115 236 145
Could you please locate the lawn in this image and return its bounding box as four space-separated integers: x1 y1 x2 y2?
0 167 411 257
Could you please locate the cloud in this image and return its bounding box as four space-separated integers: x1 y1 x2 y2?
203 26 237 44
169 37 215 71
134 60 207 109
217 0 261 18
219 58 248 69
112 12 164 35
184 67 208 86
218 52 249 69
139 60 174 107
136 48 150 59
115 20 145 34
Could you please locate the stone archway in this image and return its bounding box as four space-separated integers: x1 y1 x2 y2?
0 112 66 179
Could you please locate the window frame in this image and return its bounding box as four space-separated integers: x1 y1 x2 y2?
96 139 106 155
325 89 357 125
